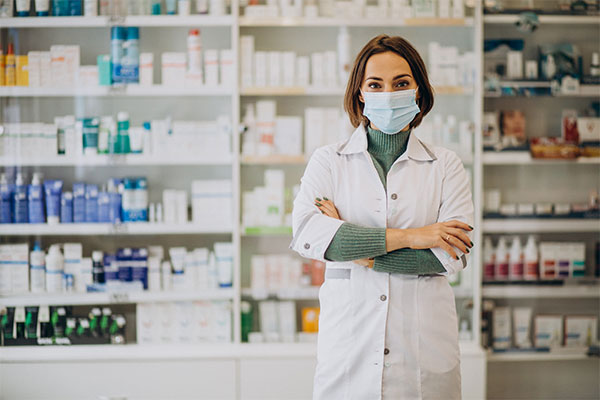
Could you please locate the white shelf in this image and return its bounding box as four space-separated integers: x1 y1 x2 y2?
241 85 472 96
487 350 593 362
0 85 233 97
0 223 233 236
485 84 600 98
482 285 600 299
483 152 600 165
239 16 473 27
0 288 235 307
0 154 234 167
484 14 600 25
0 15 233 28
482 218 599 233
242 287 320 300
241 154 307 165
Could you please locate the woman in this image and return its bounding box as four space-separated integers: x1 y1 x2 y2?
289 35 475 400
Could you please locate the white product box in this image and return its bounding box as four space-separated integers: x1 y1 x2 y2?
251 255 267 291
278 301 297 337
304 107 326 156
275 116 303 155
139 53 154 86
268 51 281 87
161 52 186 87
577 117 600 143
254 51 268 87
50 45 67 87
310 52 324 87
0 244 29 295
39 51 52 87
507 50 523 80
193 301 213 342
534 315 563 348
157 302 175 343
493 307 512 349
27 51 41 87
564 316 598 347
296 56 309 87
77 66 99 87
259 300 279 336
324 51 337 87
219 49 234 87
213 300 232 342
63 45 80 87
539 242 557 280
204 49 219 86
568 243 586 277
256 100 276 155
240 35 255 88
282 51 296 87
174 302 194 343
191 179 233 230
137 303 159 344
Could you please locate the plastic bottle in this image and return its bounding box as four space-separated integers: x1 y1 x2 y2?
483 237 495 282
122 27 139 84
0 173 12 224
15 0 30 16
508 236 524 281
27 172 45 224
111 27 126 84
30 242 46 293
187 29 203 73
337 26 350 87
544 54 557 80
196 0 207 13
5 43 15 86
522 235 538 280
92 251 105 284
116 112 131 154
12 172 28 223
591 52 600 77
494 237 509 281
45 244 64 293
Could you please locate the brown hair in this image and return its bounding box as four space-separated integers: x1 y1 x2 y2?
343 34 435 129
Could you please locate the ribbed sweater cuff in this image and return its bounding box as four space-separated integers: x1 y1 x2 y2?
324 222 387 262
373 249 446 275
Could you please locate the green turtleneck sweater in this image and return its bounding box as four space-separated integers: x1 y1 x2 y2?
323 125 446 275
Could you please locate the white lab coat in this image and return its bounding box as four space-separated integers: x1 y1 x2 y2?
289 123 475 400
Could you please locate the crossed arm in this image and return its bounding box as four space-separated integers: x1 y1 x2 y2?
315 197 473 274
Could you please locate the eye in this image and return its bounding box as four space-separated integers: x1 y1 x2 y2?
367 82 381 89
395 81 409 88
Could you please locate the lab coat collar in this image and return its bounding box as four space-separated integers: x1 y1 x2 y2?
336 123 437 162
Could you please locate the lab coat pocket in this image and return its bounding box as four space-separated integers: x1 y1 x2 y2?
418 276 460 373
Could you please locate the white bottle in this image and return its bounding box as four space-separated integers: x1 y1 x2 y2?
494 237 509 281
45 244 64 293
591 52 600 77
161 260 172 291
508 236 524 281
30 241 46 293
523 235 539 280
337 27 351 87
483 237 495 282
544 54 557 80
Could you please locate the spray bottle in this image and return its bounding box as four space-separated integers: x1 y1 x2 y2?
494 236 509 281
509 236 524 281
30 241 46 293
523 235 539 280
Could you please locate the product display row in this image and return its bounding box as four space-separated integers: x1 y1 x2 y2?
482 235 595 282
241 0 466 19
1 305 127 346
483 302 598 351
0 28 233 88
249 254 323 292
483 188 600 219
242 169 294 229
0 0 229 18
0 241 233 295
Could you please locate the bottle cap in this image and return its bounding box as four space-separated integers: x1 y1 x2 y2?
111 27 126 40
126 27 139 40
92 251 103 262
117 111 129 122
189 29 200 36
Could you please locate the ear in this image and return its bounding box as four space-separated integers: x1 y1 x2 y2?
358 90 364 104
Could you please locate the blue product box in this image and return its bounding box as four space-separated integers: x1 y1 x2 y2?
116 248 133 282
131 248 148 290
98 191 111 223
103 253 119 282
73 182 86 223
27 184 45 223
60 192 73 223
85 184 99 223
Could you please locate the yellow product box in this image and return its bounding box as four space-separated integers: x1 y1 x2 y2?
16 55 29 86
0 53 4 86
302 307 320 333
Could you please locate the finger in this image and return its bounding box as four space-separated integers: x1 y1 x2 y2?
316 201 338 217
445 228 473 248
443 220 473 232
438 240 459 260
315 203 337 218
445 235 469 254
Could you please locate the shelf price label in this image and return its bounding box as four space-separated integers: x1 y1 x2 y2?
109 292 131 304
109 224 128 234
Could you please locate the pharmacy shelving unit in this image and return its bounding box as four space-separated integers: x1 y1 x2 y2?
0 3 487 400
481 12 600 400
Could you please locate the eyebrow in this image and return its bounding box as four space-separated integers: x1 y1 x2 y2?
366 74 412 81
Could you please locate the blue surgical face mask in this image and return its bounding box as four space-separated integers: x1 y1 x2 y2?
361 89 420 135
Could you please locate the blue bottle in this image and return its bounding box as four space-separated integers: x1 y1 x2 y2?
52 0 69 15
85 184 99 223
111 27 126 84
12 172 28 223
68 0 82 15
121 27 140 84
0 174 12 224
60 192 73 223
73 182 86 223
107 178 122 224
27 173 45 224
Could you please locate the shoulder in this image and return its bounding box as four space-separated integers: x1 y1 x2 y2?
421 141 464 169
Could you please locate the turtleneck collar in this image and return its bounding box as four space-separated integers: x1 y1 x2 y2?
366 125 412 157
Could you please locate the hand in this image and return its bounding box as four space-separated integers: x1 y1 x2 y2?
403 220 473 260
354 258 374 268
314 197 340 219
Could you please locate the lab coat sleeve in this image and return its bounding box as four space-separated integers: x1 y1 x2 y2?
430 151 475 275
289 147 345 262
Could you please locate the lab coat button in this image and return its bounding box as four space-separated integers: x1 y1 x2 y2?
304 243 310 249
391 193 398 200
384 348 390 355
380 294 387 301
385 362 391 368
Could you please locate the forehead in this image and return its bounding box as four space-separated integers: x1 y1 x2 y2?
364 51 412 79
